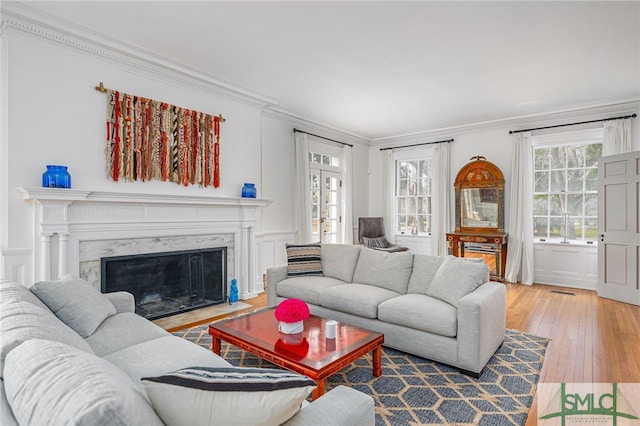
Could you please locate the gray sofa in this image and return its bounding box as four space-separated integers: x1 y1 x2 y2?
267 244 506 377
0 276 374 426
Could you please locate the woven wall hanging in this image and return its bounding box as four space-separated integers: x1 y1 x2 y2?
97 82 224 188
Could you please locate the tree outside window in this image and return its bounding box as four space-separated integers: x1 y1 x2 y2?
396 159 432 235
533 142 601 241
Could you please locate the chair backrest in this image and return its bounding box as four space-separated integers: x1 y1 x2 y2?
358 217 386 244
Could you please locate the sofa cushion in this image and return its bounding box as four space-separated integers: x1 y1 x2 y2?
321 244 361 283
319 283 400 319
104 335 232 394
31 274 116 338
84 312 170 356
378 294 458 337
0 281 50 311
142 366 316 426
276 276 344 306
406 255 446 294
0 301 93 378
426 256 489 307
351 248 414 293
4 339 163 426
286 243 323 277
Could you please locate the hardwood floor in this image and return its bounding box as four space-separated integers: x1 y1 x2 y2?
154 293 267 332
505 282 640 425
159 282 640 425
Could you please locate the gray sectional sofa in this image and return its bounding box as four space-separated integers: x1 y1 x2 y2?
267 244 506 377
0 276 374 426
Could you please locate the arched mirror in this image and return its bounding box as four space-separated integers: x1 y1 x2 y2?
447 156 508 281
454 156 505 233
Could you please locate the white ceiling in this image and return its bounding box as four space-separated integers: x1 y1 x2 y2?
13 1 640 140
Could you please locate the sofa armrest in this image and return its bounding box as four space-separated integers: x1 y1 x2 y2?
456 282 506 374
282 385 374 426
266 265 288 308
104 291 135 314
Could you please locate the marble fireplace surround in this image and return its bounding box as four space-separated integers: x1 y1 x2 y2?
18 187 271 300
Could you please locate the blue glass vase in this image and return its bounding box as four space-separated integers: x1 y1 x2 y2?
42 165 71 188
241 183 256 198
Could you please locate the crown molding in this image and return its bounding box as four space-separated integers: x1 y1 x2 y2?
262 107 371 146
372 99 640 145
3 2 637 143
1 2 277 108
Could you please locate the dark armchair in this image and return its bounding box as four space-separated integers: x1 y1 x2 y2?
357 217 409 252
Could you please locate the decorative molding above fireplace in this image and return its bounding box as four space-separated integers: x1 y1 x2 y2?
18 187 271 300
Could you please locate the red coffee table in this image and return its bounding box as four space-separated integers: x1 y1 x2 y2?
208 308 384 399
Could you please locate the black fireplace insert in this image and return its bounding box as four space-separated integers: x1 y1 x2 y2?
101 247 227 320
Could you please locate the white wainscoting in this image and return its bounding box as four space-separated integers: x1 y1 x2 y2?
395 235 433 255
533 242 598 290
260 231 296 273
1 248 32 285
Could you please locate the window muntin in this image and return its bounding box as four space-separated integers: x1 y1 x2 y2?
309 151 340 243
396 159 432 235
309 151 339 168
533 142 601 241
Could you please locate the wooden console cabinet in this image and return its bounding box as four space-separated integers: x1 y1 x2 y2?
446 232 508 282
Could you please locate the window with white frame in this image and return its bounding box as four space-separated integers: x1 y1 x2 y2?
396 158 432 236
532 129 603 242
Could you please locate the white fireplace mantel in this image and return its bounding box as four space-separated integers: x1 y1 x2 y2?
18 187 272 300
18 187 272 207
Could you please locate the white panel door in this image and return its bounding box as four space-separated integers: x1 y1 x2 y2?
597 151 640 305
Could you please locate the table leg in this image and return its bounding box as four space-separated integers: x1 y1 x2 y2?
372 346 382 377
501 243 508 280
312 380 325 400
495 245 502 279
211 336 221 355
451 239 459 257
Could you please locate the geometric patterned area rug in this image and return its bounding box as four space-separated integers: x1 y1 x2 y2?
174 327 549 426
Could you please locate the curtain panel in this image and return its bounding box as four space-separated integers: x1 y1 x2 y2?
603 118 632 156
341 146 354 244
294 132 313 243
431 143 450 256
382 150 395 243
505 132 535 285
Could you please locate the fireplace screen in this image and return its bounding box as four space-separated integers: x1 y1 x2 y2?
101 247 226 320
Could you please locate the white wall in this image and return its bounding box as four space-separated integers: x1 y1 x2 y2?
369 112 640 289
2 8 638 291
0 18 267 283
0 14 372 283
259 111 370 270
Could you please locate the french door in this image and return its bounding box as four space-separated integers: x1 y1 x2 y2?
310 169 341 243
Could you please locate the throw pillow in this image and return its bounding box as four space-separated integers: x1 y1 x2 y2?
142 366 316 426
351 248 414 294
286 243 323 277
406 254 446 294
362 236 390 248
4 339 162 426
426 256 489 307
321 244 361 283
31 274 116 338
0 301 93 378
